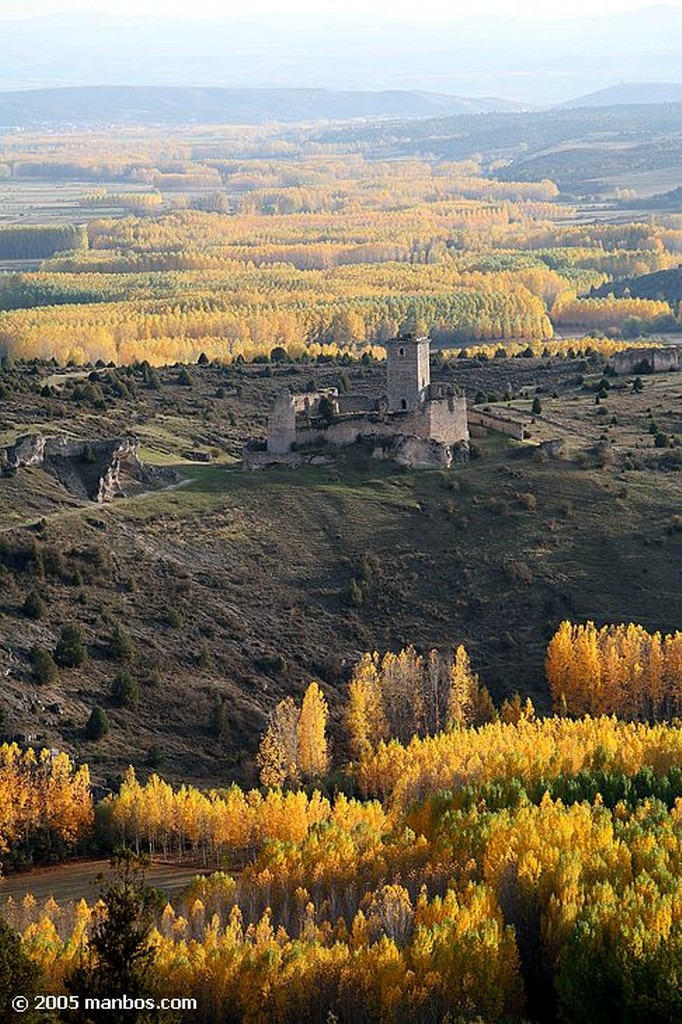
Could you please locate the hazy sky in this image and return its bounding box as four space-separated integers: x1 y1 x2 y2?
4 0 682 19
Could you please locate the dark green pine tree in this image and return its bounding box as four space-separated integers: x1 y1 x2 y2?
64 851 166 1024
0 918 43 1023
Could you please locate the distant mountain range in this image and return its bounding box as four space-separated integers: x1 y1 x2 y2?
560 83 682 108
2 8 682 106
0 86 527 128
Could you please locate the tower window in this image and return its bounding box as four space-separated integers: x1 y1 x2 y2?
401 398 407 410
398 347 405 357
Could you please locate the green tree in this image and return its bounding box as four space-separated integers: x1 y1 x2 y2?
64 851 164 1024
22 589 46 620
55 623 86 668
85 706 109 741
0 918 43 1023
109 622 136 663
30 645 58 685
111 672 139 709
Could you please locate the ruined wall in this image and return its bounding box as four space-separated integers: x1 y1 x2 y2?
336 394 377 414
292 389 338 415
295 414 396 448
292 398 469 450
424 395 469 445
467 410 525 440
267 393 297 454
611 346 682 375
652 348 682 371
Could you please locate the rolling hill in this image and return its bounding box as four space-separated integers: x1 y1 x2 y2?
0 86 522 128
560 83 682 108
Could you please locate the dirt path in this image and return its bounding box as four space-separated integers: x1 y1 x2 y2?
0 859 207 904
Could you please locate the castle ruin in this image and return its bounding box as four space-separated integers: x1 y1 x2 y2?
245 334 470 470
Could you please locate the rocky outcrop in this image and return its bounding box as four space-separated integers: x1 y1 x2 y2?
2 434 47 469
1 434 177 502
372 434 469 469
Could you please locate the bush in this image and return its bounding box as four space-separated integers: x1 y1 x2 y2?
211 699 230 739
55 623 86 668
654 432 669 448
85 706 109 740
164 606 183 628
30 645 58 685
109 622 136 662
318 396 335 424
348 578 364 607
110 672 139 708
22 589 46 620
531 396 543 415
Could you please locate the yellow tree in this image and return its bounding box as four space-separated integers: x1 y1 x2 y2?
257 697 299 789
448 644 477 726
297 682 329 783
346 652 388 759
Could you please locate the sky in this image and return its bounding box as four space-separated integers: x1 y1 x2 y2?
3 0 681 19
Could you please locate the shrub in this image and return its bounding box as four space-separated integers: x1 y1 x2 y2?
318 396 335 424
31 645 58 685
654 432 669 448
164 606 183 628
85 706 109 740
110 672 139 708
211 699 230 739
55 623 86 668
109 622 136 662
23 589 46 620
531 396 543 415
348 578 364 607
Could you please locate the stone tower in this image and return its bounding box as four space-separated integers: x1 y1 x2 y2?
386 334 430 413
267 391 296 454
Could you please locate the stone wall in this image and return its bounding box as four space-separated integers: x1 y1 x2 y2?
337 394 377 414
295 414 395 448
467 409 525 440
267 393 296 454
424 394 469 445
611 346 682 374
292 389 338 415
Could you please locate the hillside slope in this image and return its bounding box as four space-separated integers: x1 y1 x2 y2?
1 360 680 788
